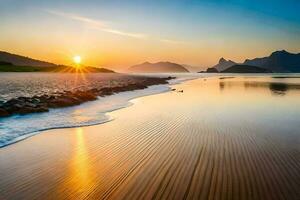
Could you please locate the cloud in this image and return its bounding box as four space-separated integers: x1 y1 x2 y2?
46 10 147 39
160 39 187 45
45 10 187 43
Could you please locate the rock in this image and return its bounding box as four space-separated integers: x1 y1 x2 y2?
24 102 37 108
5 98 24 106
18 106 49 114
0 76 174 117
31 98 40 104
0 108 9 117
76 91 97 101
18 106 37 114
100 87 114 95
5 103 23 112
35 106 49 112
48 97 77 108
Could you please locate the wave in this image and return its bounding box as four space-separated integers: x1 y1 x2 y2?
0 75 199 148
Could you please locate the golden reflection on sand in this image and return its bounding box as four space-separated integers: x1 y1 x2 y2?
62 128 95 198
74 128 89 184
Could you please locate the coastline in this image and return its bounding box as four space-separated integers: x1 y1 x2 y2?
0 74 198 148
1 73 299 148
0 76 299 199
0 75 173 117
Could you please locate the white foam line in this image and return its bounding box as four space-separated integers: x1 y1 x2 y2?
0 76 202 148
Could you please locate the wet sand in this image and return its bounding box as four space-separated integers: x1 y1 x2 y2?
0 77 300 200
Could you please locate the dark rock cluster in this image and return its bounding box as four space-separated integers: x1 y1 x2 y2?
0 76 173 117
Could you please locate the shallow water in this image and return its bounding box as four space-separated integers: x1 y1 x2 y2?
0 73 199 147
0 75 299 199
0 73 141 101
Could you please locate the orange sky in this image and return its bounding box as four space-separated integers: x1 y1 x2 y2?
1 1 300 71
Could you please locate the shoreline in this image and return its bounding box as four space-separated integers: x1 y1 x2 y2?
1 73 297 148
0 75 197 148
0 84 173 148
0 75 174 117
0 76 299 199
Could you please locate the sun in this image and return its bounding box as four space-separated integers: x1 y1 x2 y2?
73 55 81 64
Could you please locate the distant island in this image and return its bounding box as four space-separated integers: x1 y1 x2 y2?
212 58 237 72
129 61 189 73
0 63 115 73
0 51 57 67
200 50 300 73
0 51 115 73
181 64 203 72
221 65 272 73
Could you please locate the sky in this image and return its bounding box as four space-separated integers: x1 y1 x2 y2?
1 0 300 70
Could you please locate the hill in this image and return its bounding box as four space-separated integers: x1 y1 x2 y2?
0 64 115 73
212 58 237 72
129 61 189 73
243 50 300 72
198 67 219 73
0 51 57 67
181 64 203 72
202 50 300 73
221 65 272 73
0 51 115 73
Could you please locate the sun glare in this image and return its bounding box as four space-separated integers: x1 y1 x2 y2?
73 56 82 64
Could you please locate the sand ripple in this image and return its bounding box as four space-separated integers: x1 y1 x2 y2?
0 76 299 200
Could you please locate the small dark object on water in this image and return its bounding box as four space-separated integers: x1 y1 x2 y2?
272 76 300 79
178 90 183 93
219 77 234 79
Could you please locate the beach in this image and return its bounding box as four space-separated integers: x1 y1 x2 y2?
0 73 172 118
0 76 299 200
0 73 175 147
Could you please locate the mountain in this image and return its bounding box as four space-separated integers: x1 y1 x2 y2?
0 64 115 73
212 58 237 72
221 65 272 73
0 51 115 73
0 51 57 67
243 50 300 72
129 61 189 73
181 64 203 72
203 50 300 73
198 67 218 73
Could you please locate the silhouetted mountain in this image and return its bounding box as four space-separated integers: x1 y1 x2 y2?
129 61 189 73
221 65 272 73
0 61 13 65
203 50 300 73
198 67 219 73
199 57 236 73
181 64 203 72
81 66 115 73
212 57 237 72
0 51 57 67
0 51 115 73
243 50 300 72
0 64 116 73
